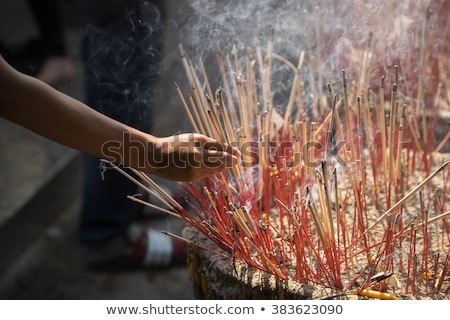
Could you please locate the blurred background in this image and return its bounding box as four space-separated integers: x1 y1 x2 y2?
0 0 196 299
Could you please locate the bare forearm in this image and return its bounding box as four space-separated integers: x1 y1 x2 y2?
0 55 241 181
0 56 150 166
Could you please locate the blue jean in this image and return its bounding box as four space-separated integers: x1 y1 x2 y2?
77 0 166 245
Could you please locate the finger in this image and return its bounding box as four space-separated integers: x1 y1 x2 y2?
202 149 239 169
202 140 241 159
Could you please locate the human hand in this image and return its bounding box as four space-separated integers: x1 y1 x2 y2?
148 133 241 181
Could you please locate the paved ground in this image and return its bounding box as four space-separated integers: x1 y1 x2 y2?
0 154 196 300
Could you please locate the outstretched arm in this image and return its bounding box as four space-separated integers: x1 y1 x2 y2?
0 55 240 181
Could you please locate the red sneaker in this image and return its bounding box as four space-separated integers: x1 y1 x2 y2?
84 226 186 271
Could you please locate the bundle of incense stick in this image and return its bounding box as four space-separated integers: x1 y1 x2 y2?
108 40 449 298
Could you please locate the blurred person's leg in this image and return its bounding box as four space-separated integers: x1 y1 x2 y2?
27 0 76 84
27 0 66 57
0 0 76 85
76 0 182 270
